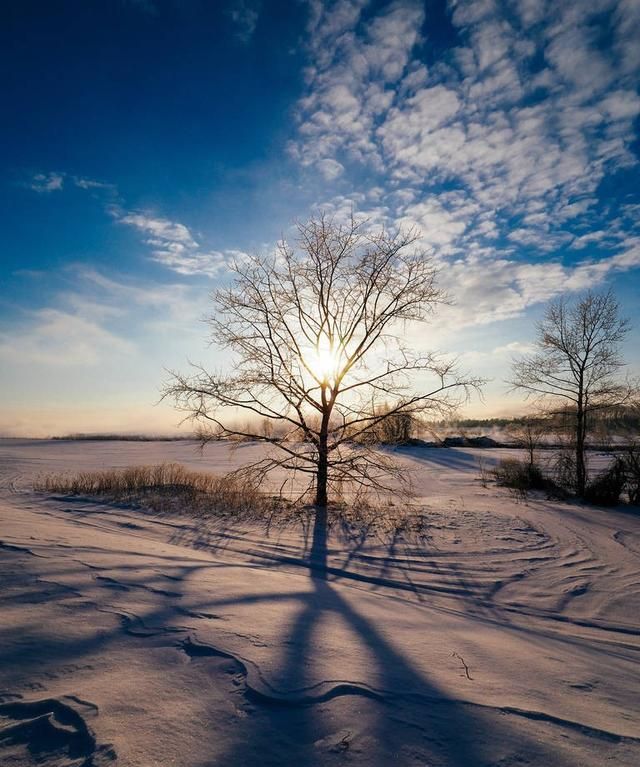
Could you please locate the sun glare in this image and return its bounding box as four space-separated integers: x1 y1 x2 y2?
306 338 342 383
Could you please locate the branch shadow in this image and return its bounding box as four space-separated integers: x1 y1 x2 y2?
206 508 564 767
1 501 614 766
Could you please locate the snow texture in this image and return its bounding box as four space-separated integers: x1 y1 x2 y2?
1 438 639 766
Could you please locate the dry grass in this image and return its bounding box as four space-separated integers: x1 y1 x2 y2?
34 463 274 520
325 498 432 540
34 462 430 537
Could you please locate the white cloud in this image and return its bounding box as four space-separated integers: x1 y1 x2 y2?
0 267 214 375
117 211 241 277
79 269 199 320
398 195 473 252
0 308 133 367
317 157 345 180
228 0 261 43
73 176 115 191
120 212 197 246
29 172 64 192
290 0 425 169
28 171 116 195
25 175 237 278
292 0 640 265
285 0 640 342
493 341 537 356
434 238 640 329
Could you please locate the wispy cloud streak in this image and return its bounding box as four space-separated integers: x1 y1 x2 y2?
117 211 245 276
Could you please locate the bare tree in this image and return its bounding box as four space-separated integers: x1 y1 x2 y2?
510 291 635 497
507 414 549 469
164 215 478 508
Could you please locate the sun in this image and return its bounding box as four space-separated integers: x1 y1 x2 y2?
305 337 342 384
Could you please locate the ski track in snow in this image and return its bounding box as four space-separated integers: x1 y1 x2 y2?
1 438 639 766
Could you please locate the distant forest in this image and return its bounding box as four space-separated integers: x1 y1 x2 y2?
49 406 640 443
444 406 640 434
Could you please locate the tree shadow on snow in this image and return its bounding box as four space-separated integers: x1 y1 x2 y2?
196 507 564 767
0 507 593 767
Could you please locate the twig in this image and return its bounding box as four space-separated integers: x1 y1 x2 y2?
452 651 473 680
333 731 352 752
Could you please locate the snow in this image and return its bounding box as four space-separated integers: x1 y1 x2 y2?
1 438 639 766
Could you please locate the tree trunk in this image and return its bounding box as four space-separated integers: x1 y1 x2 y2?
315 412 329 508
576 407 586 497
315 448 328 507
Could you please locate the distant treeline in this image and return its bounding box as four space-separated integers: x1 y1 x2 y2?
442 418 514 428
52 433 196 441
49 406 639 443
442 408 640 432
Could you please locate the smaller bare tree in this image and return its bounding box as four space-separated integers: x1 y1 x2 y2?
507 414 549 469
510 290 635 497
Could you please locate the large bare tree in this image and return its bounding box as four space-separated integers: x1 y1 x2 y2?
165 215 477 507
510 290 634 496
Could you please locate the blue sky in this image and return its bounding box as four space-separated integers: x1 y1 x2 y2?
1 0 639 436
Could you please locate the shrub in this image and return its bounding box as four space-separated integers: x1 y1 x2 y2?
493 458 546 495
553 449 577 494
621 445 640 505
476 456 491 488
355 406 416 445
584 458 626 506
